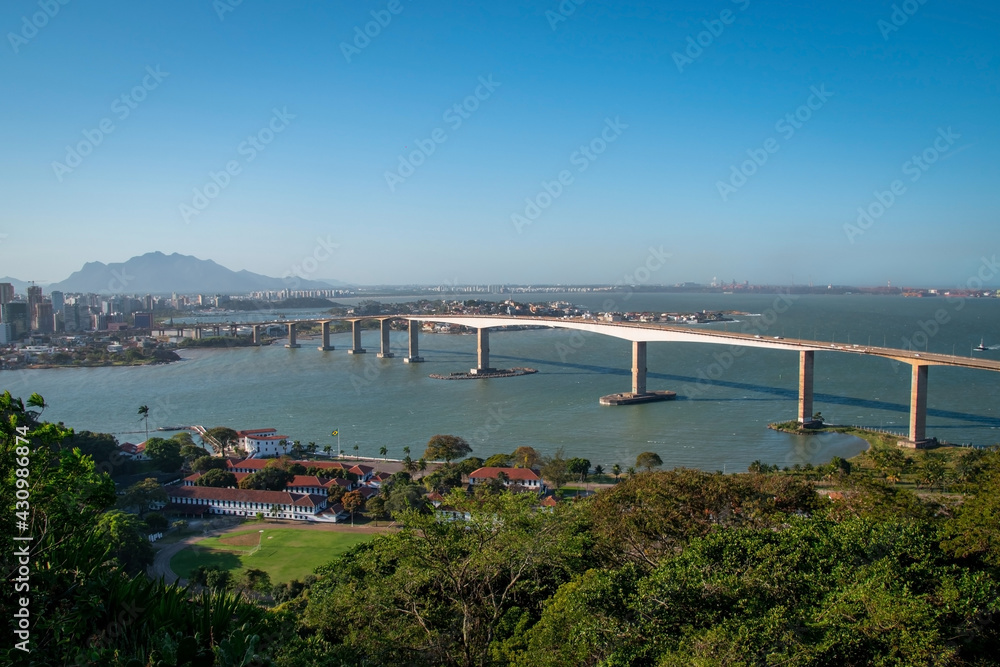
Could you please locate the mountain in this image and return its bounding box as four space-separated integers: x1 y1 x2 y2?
0 277 40 293
46 252 339 294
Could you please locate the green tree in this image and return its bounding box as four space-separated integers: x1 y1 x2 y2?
144 436 183 471
424 434 472 463
117 477 168 515
237 568 272 593
484 452 513 467
566 457 591 483
541 448 572 491
366 495 387 526
612 464 621 482
96 509 155 576
240 466 292 491
137 404 150 441
192 455 228 472
593 464 604 478
636 451 663 472
203 426 239 458
195 468 237 488
512 445 541 469
379 446 388 459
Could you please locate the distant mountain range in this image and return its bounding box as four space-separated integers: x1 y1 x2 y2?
4 252 345 295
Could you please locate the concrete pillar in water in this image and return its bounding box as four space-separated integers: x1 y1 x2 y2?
348 320 366 354
632 341 647 395
377 319 395 358
471 327 492 374
405 321 424 363
318 321 334 351
797 350 814 423
285 323 300 348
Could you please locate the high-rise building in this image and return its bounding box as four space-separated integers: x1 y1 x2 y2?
1 302 29 339
27 285 42 317
50 290 65 313
0 283 13 305
33 302 54 333
133 312 153 329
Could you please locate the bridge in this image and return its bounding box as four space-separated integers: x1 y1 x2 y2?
155 314 1000 448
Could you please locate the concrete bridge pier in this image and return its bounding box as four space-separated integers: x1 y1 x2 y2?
599 340 676 405
230 324 238 337
470 327 495 374
377 319 395 358
285 323 300 348
252 325 262 345
348 320 366 354
193 327 202 340
318 321 335 351
900 364 931 448
632 340 647 395
404 321 424 363
213 326 221 336
797 350 815 423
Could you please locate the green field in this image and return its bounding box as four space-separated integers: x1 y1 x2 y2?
170 528 375 583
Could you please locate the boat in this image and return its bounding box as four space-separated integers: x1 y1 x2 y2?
974 338 988 352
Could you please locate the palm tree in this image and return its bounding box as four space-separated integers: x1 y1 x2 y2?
593 464 604 479
353 444 359 458
323 444 332 457
279 439 289 457
137 405 150 442
379 446 388 459
612 464 621 482
308 442 317 456
27 393 47 419
403 446 411 457
626 466 636 478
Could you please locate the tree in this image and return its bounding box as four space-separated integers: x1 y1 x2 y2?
144 437 183 472
240 467 292 491
566 458 591 483
424 434 472 463
366 495 387 526
379 446 388 459
402 455 417 474
323 444 333 457
541 448 572 490
96 509 155 576
203 426 239 458
812 411 824 423
593 464 604 478
143 512 169 533
512 445 541 469
118 478 167 515
342 489 364 526
418 458 428 474
192 455 228 472
195 469 237 488
137 404 150 442
636 451 663 472
612 464 621 482
484 452 513 467
237 568 272 593
27 392 47 419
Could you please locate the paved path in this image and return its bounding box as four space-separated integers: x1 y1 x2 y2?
149 535 201 585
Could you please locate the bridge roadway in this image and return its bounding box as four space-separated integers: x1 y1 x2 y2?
157 314 1000 447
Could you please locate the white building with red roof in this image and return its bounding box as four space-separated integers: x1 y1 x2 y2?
236 428 291 458
468 467 546 493
119 441 148 461
166 485 332 521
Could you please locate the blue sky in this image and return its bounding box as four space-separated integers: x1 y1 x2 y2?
1 0 998 288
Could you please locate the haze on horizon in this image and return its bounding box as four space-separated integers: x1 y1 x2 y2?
1 1 998 289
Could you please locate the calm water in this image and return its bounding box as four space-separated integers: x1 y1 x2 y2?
4 294 999 472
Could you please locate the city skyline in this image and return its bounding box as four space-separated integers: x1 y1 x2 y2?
2 2 998 287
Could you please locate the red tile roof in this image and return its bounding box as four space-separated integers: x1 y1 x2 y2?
469 467 540 481
540 496 558 507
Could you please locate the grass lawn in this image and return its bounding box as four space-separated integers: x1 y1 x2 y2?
170 528 374 583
